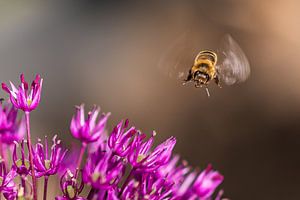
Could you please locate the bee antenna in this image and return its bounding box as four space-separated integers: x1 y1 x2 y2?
205 87 210 97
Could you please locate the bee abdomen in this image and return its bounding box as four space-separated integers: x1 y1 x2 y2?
195 50 217 65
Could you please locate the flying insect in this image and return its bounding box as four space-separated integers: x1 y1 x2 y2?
158 34 250 96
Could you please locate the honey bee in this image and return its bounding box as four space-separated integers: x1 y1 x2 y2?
158 34 250 96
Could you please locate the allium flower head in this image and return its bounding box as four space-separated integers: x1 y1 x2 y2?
33 135 67 177
70 104 110 144
108 119 137 157
0 102 25 145
1 74 43 112
83 149 124 190
128 132 176 172
0 74 226 200
56 170 85 200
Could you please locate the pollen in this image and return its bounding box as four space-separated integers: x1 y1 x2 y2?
16 159 30 169
137 155 146 163
27 99 32 106
92 172 107 183
45 160 51 170
66 185 76 199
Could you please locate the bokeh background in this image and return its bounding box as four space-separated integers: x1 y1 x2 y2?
0 0 299 199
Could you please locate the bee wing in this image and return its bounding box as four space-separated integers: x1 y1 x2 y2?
158 32 199 80
216 34 250 85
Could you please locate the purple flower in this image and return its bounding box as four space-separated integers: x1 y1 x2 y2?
58 143 80 176
96 188 119 200
3 189 17 200
192 164 224 199
158 157 224 199
108 119 137 157
13 140 31 176
171 165 223 199
107 189 119 200
176 170 198 198
33 135 67 177
215 190 225 200
0 160 17 197
56 196 86 200
141 174 173 200
0 102 25 145
83 149 124 190
1 74 43 112
122 173 173 200
122 179 139 199
88 130 109 154
56 170 85 200
157 156 190 194
128 132 176 172
70 104 110 144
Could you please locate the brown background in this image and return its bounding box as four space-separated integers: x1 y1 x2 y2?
0 1 299 199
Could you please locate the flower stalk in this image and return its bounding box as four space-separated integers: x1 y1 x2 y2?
21 176 26 195
43 176 49 200
25 112 37 200
76 142 87 170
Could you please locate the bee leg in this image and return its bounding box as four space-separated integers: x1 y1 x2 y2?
183 70 193 85
214 76 222 88
195 81 201 88
205 87 210 97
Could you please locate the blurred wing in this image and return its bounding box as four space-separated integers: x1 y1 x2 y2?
216 34 250 85
158 32 199 80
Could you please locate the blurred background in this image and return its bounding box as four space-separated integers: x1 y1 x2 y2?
0 0 299 199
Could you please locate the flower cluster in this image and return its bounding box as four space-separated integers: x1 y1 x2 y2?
0 101 25 145
0 74 225 200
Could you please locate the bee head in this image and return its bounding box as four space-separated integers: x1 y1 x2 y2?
194 71 208 84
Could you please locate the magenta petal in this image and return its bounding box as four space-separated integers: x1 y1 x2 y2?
1 83 10 94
